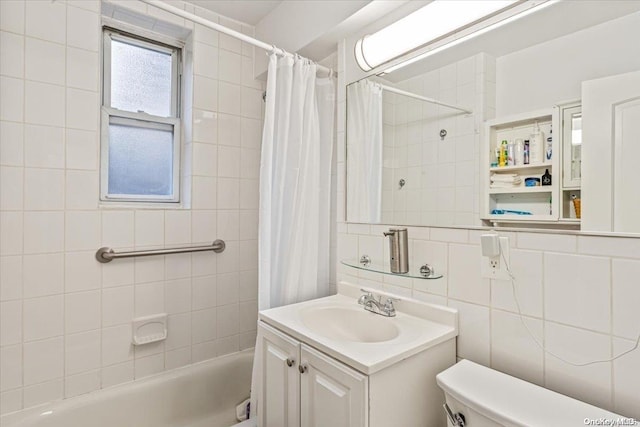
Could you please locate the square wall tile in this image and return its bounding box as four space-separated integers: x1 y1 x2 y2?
0 121 24 166
448 300 490 365
65 291 101 334
165 278 192 315
102 286 134 327
0 31 23 78
65 330 101 375
25 81 64 127
66 89 98 131
66 5 99 52
544 253 610 333
23 295 63 342
192 275 216 310
0 255 22 301
102 324 134 366
23 337 64 385
448 244 489 305
65 370 100 398
165 210 191 245
612 259 640 340
23 253 64 298
491 310 543 386
1 212 23 255
66 170 98 210
134 281 164 317
1 0 25 34
23 211 64 254
25 0 66 43
65 251 101 293
65 211 101 251
102 210 134 249
24 124 64 169
0 300 22 345
135 210 164 247
24 168 64 211
0 345 22 392
66 129 98 170
66 47 99 91
0 166 23 211
0 77 23 122
25 37 65 85
544 322 612 409
492 249 543 318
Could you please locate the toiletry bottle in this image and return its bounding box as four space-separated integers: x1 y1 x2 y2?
541 168 552 186
499 140 507 167
515 138 524 165
507 140 515 166
546 126 553 161
523 140 530 164
383 227 409 274
529 121 545 164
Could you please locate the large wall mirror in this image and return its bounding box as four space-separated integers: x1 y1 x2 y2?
344 2 640 234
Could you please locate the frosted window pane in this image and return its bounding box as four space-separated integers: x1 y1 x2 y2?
111 40 173 117
108 124 174 196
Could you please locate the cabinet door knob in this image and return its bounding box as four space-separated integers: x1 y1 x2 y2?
298 364 308 374
286 358 295 367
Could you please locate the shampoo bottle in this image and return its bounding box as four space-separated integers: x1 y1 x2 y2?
529 122 545 164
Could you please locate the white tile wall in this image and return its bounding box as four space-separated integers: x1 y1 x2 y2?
0 0 262 414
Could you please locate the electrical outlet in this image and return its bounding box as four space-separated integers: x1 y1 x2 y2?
481 236 510 280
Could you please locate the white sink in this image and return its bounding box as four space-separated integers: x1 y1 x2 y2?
300 306 399 343
259 281 458 374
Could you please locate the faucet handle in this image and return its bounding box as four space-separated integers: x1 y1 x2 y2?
358 289 373 305
383 297 400 312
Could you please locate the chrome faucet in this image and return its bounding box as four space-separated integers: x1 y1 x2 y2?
358 289 399 317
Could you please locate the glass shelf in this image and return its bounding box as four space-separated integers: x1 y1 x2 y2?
341 259 443 280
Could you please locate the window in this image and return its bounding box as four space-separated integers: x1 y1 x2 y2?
101 28 182 202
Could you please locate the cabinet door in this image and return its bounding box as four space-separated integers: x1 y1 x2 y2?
299 344 368 427
582 70 640 232
257 323 300 427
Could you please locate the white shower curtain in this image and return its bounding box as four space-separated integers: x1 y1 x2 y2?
346 79 383 222
258 53 335 310
251 53 335 421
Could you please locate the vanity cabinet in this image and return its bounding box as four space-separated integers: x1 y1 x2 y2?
257 320 454 427
258 322 367 427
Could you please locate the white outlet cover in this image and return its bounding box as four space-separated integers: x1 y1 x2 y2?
481 236 510 280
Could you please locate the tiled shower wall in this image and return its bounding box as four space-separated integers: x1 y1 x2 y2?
335 43 640 418
380 53 492 226
0 0 262 413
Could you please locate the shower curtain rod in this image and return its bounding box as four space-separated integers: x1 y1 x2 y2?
378 83 472 115
140 0 334 76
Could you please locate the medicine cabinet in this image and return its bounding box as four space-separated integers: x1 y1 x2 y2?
481 102 581 227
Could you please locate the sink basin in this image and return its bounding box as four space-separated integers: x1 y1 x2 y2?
300 306 400 343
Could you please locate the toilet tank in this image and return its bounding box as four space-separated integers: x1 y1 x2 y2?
436 360 625 427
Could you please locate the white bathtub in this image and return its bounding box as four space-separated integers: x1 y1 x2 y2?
1 350 253 427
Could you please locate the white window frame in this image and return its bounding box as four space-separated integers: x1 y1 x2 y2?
101 28 182 203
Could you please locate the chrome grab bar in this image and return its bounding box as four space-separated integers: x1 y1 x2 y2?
95 239 225 263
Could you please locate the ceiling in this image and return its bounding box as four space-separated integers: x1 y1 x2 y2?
188 0 282 25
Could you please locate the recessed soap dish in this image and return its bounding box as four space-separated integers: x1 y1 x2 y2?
132 313 167 345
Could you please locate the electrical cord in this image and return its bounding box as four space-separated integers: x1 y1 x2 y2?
498 239 640 367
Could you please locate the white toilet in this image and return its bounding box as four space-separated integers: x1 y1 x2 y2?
437 360 625 426
231 419 256 427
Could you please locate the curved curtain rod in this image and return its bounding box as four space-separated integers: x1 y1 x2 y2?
139 0 335 77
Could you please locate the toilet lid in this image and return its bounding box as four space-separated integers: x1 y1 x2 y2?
437 360 625 427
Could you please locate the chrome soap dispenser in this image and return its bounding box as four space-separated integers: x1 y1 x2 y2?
383 227 409 274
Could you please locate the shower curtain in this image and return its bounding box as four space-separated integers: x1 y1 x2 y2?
258 53 335 310
251 52 335 420
346 79 383 222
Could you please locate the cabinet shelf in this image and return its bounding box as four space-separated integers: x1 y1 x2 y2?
488 187 552 195
489 162 552 172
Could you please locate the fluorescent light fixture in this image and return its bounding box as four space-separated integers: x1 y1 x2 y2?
383 0 556 73
355 0 519 71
